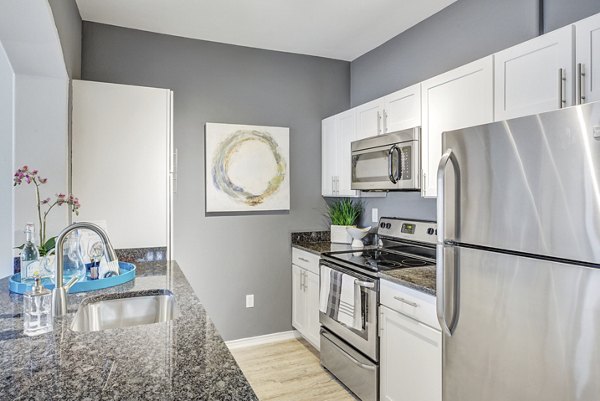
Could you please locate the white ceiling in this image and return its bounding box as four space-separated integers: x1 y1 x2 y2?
75 0 456 61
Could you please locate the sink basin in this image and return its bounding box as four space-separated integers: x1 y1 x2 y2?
71 289 178 332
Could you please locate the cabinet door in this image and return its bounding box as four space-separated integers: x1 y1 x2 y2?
304 271 321 350
421 56 494 197
355 99 384 140
495 25 574 121
383 84 422 133
291 265 307 335
321 116 337 196
336 110 358 197
576 12 600 104
380 306 442 401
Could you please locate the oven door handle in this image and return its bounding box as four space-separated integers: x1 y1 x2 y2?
354 280 375 289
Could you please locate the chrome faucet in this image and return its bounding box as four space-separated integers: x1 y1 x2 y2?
52 222 118 317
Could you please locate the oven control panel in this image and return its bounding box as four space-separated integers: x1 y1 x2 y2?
378 217 437 244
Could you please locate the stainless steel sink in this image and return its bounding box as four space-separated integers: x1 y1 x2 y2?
71 289 178 332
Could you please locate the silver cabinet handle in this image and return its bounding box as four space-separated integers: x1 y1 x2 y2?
437 149 461 337
383 109 388 133
558 68 566 108
354 279 375 289
393 296 418 307
298 257 309 263
422 171 427 196
377 111 381 134
577 63 586 105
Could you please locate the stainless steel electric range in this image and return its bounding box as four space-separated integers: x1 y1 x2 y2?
319 217 437 401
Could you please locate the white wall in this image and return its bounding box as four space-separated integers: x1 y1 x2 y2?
0 0 70 277
0 43 14 278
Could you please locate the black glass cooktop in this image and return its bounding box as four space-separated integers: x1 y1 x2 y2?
325 248 434 272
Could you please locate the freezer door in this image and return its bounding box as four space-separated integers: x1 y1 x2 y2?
440 101 600 264
440 245 600 401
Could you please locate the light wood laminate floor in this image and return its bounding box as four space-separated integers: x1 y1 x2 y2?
231 338 357 401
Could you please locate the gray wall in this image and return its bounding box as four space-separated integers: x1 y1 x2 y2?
349 0 600 226
82 22 350 340
48 0 82 79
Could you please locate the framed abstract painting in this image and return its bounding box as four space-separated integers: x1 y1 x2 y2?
205 123 290 212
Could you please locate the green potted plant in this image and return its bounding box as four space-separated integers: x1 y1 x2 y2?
327 199 363 244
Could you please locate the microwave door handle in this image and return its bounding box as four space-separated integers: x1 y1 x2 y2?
388 145 398 184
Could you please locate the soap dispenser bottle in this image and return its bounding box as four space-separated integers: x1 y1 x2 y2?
23 277 53 336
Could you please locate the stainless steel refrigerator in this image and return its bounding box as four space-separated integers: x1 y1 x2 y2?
436 101 600 401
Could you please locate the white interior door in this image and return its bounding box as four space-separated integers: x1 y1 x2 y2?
494 25 574 120
576 12 600 104
72 80 172 250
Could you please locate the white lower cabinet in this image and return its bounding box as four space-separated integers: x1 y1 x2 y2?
380 281 442 401
291 248 320 350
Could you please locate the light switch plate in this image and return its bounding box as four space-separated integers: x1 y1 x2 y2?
371 208 378 223
593 126 600 140
246 294 254 308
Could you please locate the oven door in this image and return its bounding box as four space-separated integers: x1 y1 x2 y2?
351 141 420 191
319 261 378 361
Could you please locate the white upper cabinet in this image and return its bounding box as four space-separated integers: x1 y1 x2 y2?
321 110 358 197
321 116 337 197
336 110 358 197
383 83 422 134
575 12 600 104
355 99 384 139
421 56 494 198
495 25 574 121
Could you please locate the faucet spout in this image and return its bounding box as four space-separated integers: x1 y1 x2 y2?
52 222 117 317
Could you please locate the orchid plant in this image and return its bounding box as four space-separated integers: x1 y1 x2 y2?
13 166 81 256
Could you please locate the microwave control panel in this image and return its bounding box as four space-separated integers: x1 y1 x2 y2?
400 146 411 180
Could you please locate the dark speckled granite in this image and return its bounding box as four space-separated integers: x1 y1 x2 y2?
291 230 330 243
291 231 355 255
0 261 257 401
380 266 436 296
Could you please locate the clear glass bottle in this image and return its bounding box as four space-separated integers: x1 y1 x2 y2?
23 277 53 336
21 223 40 282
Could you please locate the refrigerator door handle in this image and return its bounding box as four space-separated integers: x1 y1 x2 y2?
436 148 461 336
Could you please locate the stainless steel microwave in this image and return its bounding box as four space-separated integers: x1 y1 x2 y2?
351 128 421 191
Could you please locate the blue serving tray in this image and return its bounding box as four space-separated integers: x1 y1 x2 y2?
8 262 136 295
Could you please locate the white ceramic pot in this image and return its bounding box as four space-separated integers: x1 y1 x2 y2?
330 225 355 244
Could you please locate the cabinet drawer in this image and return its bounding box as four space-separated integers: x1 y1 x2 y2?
380 279 439 330
292 247 320 275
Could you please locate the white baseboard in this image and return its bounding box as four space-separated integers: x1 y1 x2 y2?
226 330 301 350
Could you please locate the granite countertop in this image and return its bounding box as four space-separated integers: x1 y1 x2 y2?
380 266 436 296
291 230 355 255
0 261 257 401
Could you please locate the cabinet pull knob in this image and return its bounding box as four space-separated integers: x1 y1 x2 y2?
299 257 309 263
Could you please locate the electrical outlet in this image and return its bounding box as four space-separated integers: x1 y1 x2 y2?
246 294 254 308
371 208 378 223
